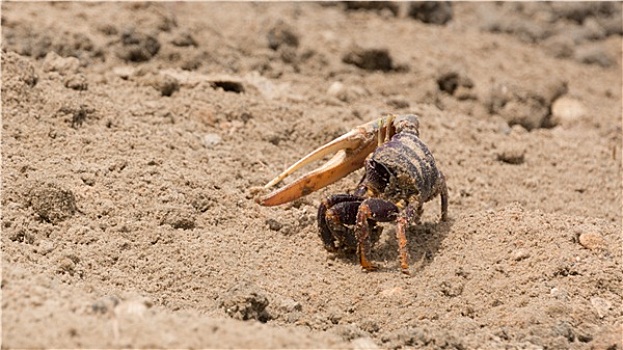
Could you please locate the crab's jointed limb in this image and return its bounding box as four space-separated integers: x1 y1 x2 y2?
258 117 397 206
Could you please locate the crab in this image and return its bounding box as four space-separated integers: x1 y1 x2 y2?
258 114 448 273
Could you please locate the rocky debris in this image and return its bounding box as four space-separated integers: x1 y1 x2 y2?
145 73 180 96
211 80 245 93
577 231 606 251
158 206 196 230
478 2 621 63
27 182 77 224
170 31 198 47
487 78 568 130
64 74 88 91
590 297 612 319
496 144 526 165
267 21 299 50
202 133 222 149
436 69 475 100
342 46 393 72
512 248 530 261
550 96 586 127
343 2 400 17
219 283 271 322
351 337 379 350
408 2 453 25
265 218 283 232
116 29 161 62
42 51 81 75
57 252 81 276
327 81 369 102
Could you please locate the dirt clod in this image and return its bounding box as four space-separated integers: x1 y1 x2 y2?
408 1 453 25
578 232 606 251
342 46 393 72
117 29 161 62
267 21 299 50
27 182 77 224
219 283 271 322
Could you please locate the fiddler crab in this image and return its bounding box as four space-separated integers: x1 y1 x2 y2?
257 114 448 274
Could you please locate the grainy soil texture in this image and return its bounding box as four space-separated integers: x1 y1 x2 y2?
2 2 622 349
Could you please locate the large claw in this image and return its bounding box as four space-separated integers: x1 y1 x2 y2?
258 116 398 206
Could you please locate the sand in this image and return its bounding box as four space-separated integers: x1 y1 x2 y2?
2 2 621 349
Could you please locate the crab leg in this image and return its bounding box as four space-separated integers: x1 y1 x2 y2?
258 118 387 206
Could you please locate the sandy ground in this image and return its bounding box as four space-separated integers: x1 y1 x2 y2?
2 2 622 349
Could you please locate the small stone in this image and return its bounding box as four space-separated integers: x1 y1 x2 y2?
171 31 198 47
351 337 379 350
273 296 302 313
42 51 81 75
64 74 88 91
512 249 531 261
267 21 299 50
344 2 400 16
342 46 393 72
496 146 525 165
113 66 135 80
159 207 196 230
578 232 605 250
590 297 612 318
551 96 586 127
327 81 368 102
266 218 283 232
155 74 180 97
408 1 453 25
28 182 77 224
203 133 222 148
37 240 55 256
219 283 270 322
116 29 161 62
327 81 346 98
379 286 403 298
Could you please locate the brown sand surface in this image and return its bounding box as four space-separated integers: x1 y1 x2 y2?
2 2 621 349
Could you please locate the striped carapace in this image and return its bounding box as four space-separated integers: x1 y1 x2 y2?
258 114 448 273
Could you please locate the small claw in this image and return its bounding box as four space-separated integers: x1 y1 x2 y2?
259 117 394 206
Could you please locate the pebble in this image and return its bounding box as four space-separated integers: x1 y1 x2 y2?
512 248 530 261
342 47 393 72
42 51 80 75
203 133 222 148
551 96 586 127
590 297 612 318
408 1 453 25
327 81 368 102
351 337 379 350
496 146 526 165
578 232 605 250
28 182 77 224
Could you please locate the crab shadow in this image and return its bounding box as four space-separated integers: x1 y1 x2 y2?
331 217 454 273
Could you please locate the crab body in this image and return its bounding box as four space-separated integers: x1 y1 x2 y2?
258 114 448 273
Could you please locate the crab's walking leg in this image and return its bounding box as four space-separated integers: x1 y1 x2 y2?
396 215 410 273
356 198 399 271
396 203 421 274
318 194 364 251
439 171 449 221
